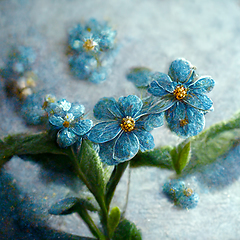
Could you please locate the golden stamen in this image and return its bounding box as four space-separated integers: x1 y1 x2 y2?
184 188 193 197
63 121 70 128
180 119 189 127
83 39 97 51
173 85 187 100
120 116 135 132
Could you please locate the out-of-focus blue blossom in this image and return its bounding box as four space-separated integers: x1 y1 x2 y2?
162 179 185 201
163 179 199 209
175 188 199 209
1 46 36 79
148 58 215 138
88 95 164 165
126 67 153 88
67 18 117 84
21 92 46 125
46 99 93 148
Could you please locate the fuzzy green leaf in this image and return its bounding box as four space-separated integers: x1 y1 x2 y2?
171 140 191 175
130 146 173 169
78 139 105 201
112 219 142 240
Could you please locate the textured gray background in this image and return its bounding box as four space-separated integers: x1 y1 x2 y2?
1 0 240 239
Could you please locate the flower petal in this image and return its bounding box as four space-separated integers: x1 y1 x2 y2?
189 76 215 94
57 128 78 148
136 112 164 131
183 91 213 111
88 121 121 143
71 119 93 136
49 115 64 128
113 132 139 161
165 102 205 138
99 140 120 165
69 103 85 118
58 99 72 111
118 95 143 118
148 72 176 94
168 58 195 84
93 97 123 120
133 130 155 151
140 95 176 116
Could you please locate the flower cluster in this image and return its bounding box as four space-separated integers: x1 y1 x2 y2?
162 179 199 209
67 18 117 84
88 95 164 165
44 98 93 148
0 46 47 125
147 58 215 138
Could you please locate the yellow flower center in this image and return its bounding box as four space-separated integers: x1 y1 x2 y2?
63 121 70 128
173 85 187 100
120 116 135 132
83 39 98 51
183 188 193 197
180 119 189 127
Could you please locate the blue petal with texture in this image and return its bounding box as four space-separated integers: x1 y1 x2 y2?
71 119 93 136
49 115 64 128
136 112 164 131
99 140 120 165
189 76 215 94
168 58 194 84
113 132 139 161
165 102 205 138
183 91 213 111
118 95 143 118
57 128 79 148
93 97 123 120
133 130 155 152
69 103 85 118
149 72 176 93
88 121 121 143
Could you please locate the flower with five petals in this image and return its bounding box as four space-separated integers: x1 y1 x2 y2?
88 95 164 165
148 58 215 138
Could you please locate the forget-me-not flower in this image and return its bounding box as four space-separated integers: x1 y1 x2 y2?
46 99 93 148
148 58 215 138
88 95 164 165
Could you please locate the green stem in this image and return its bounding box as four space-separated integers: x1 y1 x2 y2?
76 207 106 240
121 166 131 218
105 161 129 211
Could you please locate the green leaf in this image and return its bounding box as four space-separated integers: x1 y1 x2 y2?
49 197 98 215
171 140 191 175
183 128 240 175
112 219 142 240
108 206 121 238
0 132 71 167
130 146 173 169
78 139 106 202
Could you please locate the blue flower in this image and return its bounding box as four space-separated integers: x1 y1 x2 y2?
148 58 215 138
162 180 199 209
88 95 164 165
46 99 93 148
67 19 117 84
